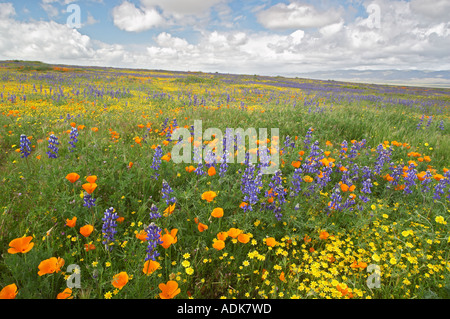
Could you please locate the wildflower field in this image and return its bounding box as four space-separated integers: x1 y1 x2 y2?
0 60 449 300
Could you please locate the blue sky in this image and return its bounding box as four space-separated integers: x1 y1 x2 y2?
0 0 449 78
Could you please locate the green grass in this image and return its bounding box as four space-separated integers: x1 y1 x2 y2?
0 61 449 299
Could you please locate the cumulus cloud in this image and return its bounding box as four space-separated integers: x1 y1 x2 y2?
141 0 227 17
0 0 449 79
410 0 450 22
256 2 343 30
112 1 165 32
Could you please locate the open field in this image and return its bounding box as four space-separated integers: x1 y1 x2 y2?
0 60 449 299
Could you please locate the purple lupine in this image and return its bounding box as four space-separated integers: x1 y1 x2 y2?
433 171 450 200
426 115 433 128
374 144 392 175
339 140 348 159
403 163 417 195
145 222 162 261
161 180 176 205
328 185 342 212
417 114 425 130
302 140 323 174
149 204 161 220
19 134 31 158
388 163 403 187
241 152 262 212
290 167 303 195
421 170 433 193
102 207 118 251
68 127 78 152
219 148 229 177
303 128 313 150
46 134 59 158
83 193 96 208
439 120 444 131
151 145 163 179
267 169 286 221
361 166 373 194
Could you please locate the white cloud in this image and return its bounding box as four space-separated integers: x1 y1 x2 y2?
0 1 449 79
256 2 343 30
140 0 227 17
112 1 165 32
410 0 450 22
0 2 15 19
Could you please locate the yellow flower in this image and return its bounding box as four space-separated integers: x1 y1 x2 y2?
185 267 194 275
104 291 113 299
390 257 397 265
435 216 447 225
372 253 381 262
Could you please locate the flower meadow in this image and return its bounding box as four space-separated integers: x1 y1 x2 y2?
0 60 449 300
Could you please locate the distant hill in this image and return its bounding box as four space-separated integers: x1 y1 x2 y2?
294 69 450 88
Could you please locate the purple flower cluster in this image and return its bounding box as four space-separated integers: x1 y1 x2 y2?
83 193 96 208
151 145 163 179
102 207 118 251
145 222 162 261
68 127 78 152
161 180 176 205
241 152 262 212
266 169 286 221
433 171 450 200
46 134 59 158
19 134 31 158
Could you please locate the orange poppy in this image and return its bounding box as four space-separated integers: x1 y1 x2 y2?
80 225 94 237
66 173 80 183
279 271 286 282
8 236 34 254
303 235 311 243
207 166 216 176
159 280 180 299
143 260 160 275
340 183 349 192
185 165 195 173
211 208 224 218
57 288 73 299
303 176 313 183
265 237 277 247
160 229 178 249
198 223 208 232
134 136 142 144
128 162 133 168
116 216 125 223
163 203 176 217
112 272 129 289
38 257 65 276
319 231 329 240
0 284 18 299
227 228 242 239
84 243 96 252
217 231 228 241
161 153 171 162
136 230 148 241
91 127 98 132
239 202 248 209
237 233 250 244
212 239 225 250
66 217 77 228
201 191 217 202
82 183 97 194
291 161 301 168
86 175 97 183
